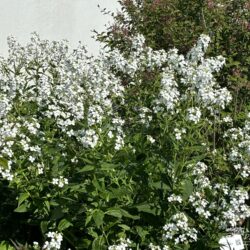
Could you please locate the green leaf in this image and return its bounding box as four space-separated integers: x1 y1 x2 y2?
49 201 59 207
120 209 139 220
78 165 95 173
92 236 105 250
44 200 50 212
50 207 64 221
88 228 98 238
81 158 94 164
100 163 117 171
136 204 156 215
85 214 92 226
150 181 170 190
136 226 149 241
18 193 30 207
93 209 104 228
182 244 190 250
0 241 15 250
105 208 122 218
92 177 102 191
181 179 193 200
58 218 73 231
118 224 130 231
40 221 48 234
208 242 222 248
0 158 8 170
14 204 28 213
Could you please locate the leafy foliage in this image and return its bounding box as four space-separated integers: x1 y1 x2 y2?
0 3 249 249
96 0 250 116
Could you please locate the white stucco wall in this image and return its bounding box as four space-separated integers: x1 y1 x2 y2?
0 0 119 56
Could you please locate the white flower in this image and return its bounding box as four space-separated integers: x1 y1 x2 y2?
163 213 198 244
79 129 99 148
28 156 36 163
223 116 233 123
187 34 211 63
37 163 44 174
147 135 155 144
174 128 186 140
52 176 68 188
114 135 124 150
43 231 63 250
157 68 180 112
108 131 114 138
108 238 132 250
149 243 161 250
187 107 201 124
0 167 13 181
168 194 182 203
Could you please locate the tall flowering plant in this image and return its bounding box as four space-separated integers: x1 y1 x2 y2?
0 33 249 249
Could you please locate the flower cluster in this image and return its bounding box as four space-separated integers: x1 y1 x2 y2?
147 135 156 144
187 163 250 229
163 213 198 245
187 34 211 63
155 68 179 112
151 35 232 115
0 33 126 183
220 189 250 228
187 107 201 124
43 231 63 250
191 162 211 189
52 176 68 188
103 34 167 77
174 128 186 140
149 243 169 250
108 238 132 250
137 107 152 125
224 116 250 179
167 194 183 203
189 192 211 219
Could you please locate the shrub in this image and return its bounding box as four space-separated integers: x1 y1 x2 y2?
0 32 249 249
96 0 250 115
